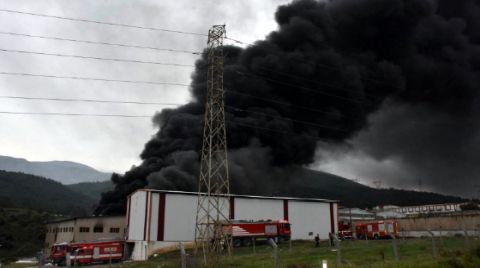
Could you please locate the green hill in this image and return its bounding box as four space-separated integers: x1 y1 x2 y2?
0 208 54 263
67 180 113 202
0 170 95 215
286 168 465 208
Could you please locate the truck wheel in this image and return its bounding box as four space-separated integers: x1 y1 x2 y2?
233 238 242 247
242 238 252 247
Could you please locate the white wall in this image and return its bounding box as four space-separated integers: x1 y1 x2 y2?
288 201 333 240
128 191 338 244
149 193 160 241
163 194 229 241
164 194 197 241
128 191 147 241
234 198 283 221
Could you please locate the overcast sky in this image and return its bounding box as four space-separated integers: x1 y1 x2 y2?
0 0 291 173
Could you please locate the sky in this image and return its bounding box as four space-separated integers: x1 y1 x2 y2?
0 0 291 173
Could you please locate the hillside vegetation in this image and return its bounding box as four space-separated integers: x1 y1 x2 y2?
0 170 95 215
287 168 466 208
67 180 113 202
0 208 54 263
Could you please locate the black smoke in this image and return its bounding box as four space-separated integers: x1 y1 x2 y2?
95 0 480 215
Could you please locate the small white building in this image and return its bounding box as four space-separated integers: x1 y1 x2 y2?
125 189 339 260
339 208 375 221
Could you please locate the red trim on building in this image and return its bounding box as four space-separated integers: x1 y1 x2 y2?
283 200 289 221
143 192 149 241
157 193 166 241
329 203 335 233
146 192 153 241
229 196 235 219
126 197 131 239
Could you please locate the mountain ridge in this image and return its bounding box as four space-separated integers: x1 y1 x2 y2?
0 155 111 184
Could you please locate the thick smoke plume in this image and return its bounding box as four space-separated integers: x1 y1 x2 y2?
96 0 480 214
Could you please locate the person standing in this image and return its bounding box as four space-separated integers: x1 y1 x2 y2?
314 234 320 247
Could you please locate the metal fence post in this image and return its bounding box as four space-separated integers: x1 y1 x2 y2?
391 233 399 262
268 238 279 268
334 235 341 266
462 221 470 249
179 242 186 268
427 230 437 259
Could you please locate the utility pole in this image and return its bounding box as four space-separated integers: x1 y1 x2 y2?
194 25 232 265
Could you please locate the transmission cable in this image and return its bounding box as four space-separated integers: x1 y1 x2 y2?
237 71 370 104
226 120 337 142
0 95 183 106
225 105 346 131
0 48 195 67
0 31 203 55
0 71 190 87
0 111 151 118
0 110 340 141
0 8 207 37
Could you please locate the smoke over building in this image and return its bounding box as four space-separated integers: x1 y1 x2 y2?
95 0 480 215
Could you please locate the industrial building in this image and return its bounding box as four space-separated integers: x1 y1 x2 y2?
126 189 339 261
44 215 126 255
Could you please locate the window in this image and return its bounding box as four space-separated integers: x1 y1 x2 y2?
378 224 385 232
110 227 120 233
79 227 90 233
93 226 103 233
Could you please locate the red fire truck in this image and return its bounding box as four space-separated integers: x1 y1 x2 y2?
337 220 354 240
224 220 291 247
49 240 123 266
355 220 399 239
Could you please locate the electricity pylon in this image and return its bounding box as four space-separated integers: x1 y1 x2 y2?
194 24 232 264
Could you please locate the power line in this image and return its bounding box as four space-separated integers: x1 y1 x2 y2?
0 70 355 116
0 48 195 67
226 120 336 142
0 111 151 118
0 71 365 120
0 8 207 37
0 31 203 55
0 8 404 91
225 105 346 131
0 110 338 141
0 95 183 106
222 38 403 92
237 71 368 104
252 66 385 100
224 90 342 116
0 95 347 131
0 71 190 87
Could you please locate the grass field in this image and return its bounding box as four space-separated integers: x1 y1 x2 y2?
124 237 480 268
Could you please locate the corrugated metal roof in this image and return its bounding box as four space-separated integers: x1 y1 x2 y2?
130 189 339 203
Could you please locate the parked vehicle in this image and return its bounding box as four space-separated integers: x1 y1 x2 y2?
355 220 399 239
338 220 354 240
223 220 291 247
49 240 123 266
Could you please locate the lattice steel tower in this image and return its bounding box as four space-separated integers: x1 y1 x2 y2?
194 25 232 262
